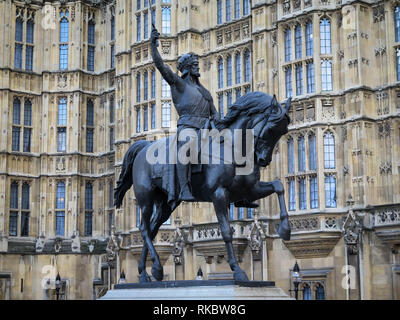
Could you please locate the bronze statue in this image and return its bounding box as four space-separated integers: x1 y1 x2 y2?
114 25 292 283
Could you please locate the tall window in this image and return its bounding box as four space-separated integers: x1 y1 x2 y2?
151 7 156 25
161 6 171 34
320 18 331 54
137 0 141 10
88 20 95 71
306 62 315 93
298 135 305 171
26 19 34 71
111 16 115 68
229 203 235 220
9 182 19 236
21 183 30 236
287 138 294 173
110 127 114 151
243 0 250 16
321 60 332 91
235 88 241 100
226 55 232 86
137 15 141 41
295 25 302 59
218 94 224 117
12 98 21 151
56 182 66 236
59 11 69 70
218 58 224 88
285 67 292 98
151 70 156 98
323 131 335 169
285 28 291 62
303 284 312 300
137 73 141 102
288 179 295 211
85 183 93 236
298 178 306 210
151 103 156 129
86 99 94 153
296 64 303 96
308 134 317 170
226 0 232 22
108 181 114 235
162 102 171 127
234 0 240 19
217 0 223 24
247 208 253 219
110 96 115 124
310 176 318 209
144 106 148 131
397 49 400 81
14 17 23 69
244 50 251 82
305 21 313 56
325 175 337 208
144 71 148 100
316 284 325 300
144 11 149 39
235 52 241 84
238 207 244 220
136 108 141 133
396 7 400 42
111 44 115 68
57 98 67 152
161 78 171 97
23 100 32 152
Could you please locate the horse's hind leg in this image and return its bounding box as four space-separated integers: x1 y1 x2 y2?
138 197 173 282
211 187 249 281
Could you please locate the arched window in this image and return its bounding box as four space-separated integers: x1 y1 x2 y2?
226 55 232 86
287 137 294 173
14 17 23 69
161 6 171 34
58 98 67 126
303 284 312 300
59 11 69 70
321 59 332 91
218 94 224 117
12 98 21 151
244 49 251 82
56 181 66 236
88 20 95 71
26 20 34 71
218 58 224 88
298 135 305 171
320 18 331 54
57 98 67 152
323 131 335 169
285 28 291 62
13 98 21 125
395 6 400 42
235 52 241 84
226 0 232 22
315 283 325 300
295 25 302 59
217 0 223 24
85 183 93 236
305 21 313 56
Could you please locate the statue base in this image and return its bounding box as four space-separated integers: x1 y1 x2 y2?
100 280 293 300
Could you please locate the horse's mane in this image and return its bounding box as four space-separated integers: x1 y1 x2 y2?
216 91 276 130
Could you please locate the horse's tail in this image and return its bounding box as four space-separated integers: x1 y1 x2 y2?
114 140 151 208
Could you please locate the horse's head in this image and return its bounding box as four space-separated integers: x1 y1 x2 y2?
253 95 291 167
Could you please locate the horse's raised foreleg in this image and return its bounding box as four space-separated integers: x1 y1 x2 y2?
212 187 249 281
248 179 291 240
138 199 173 282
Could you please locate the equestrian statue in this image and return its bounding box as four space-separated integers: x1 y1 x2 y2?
114 25 292 283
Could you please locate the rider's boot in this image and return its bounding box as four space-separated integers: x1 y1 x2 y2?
177 162 195 201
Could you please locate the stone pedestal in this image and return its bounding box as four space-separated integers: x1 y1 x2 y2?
100 280 292 300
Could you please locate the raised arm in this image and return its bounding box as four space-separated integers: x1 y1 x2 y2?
150 25 184 91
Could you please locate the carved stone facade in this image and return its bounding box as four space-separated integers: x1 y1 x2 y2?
0 0 399 300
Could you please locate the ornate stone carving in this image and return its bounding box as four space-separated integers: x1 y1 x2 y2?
342 210 361 255
283 0 291 14
170 217 185 264
379 162 392 175
161 41 171 55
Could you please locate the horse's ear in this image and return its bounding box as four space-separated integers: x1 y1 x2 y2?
271 94 279 113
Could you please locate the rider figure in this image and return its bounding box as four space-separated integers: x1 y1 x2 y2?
150 25 220 201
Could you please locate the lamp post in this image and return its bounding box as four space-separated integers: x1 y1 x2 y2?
196 267 203 280
119 270 126 284
55 273 61 301
291 261 301 300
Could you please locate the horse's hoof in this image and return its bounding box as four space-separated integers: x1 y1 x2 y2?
278 219 291 241
151 264 164 281
139 271 152 283
234 269 249 282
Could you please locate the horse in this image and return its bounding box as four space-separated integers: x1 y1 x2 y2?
114 91 292 282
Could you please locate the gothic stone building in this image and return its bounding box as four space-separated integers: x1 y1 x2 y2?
0 0 399 300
